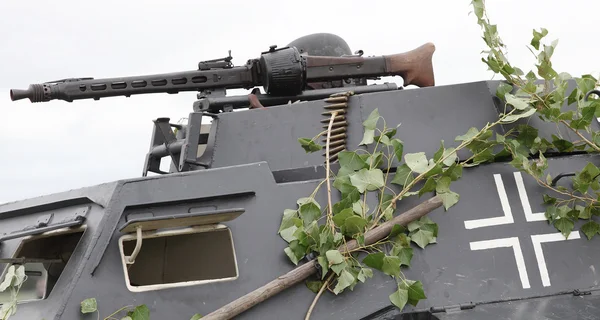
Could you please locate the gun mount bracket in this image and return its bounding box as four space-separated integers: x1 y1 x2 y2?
143 114 211 176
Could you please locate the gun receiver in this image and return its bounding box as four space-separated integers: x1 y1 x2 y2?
10 43 435 103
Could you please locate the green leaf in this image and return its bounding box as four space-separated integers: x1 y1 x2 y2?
344 216 368 235
391 139 404 162
391 164 415 186
581 221 600 240
376 134 392 146
297 197 320 208
298 138 322 153
435 176 451 194
455 127 479 141
472 0 484 18
530 27 548 50
579 206 592 219
317 256 329 278
441 148 457 166
443 163 463 181
418 177 437 196
284 241 306 265
280 226 299 243
381 256 402 277
577 76 597 96
128 305 150 320
338 151 368 171
501 108 536 123
350 168 385 193
333 269 356 294
279 209 300 233
190 314 203 320
438 191 460 210
333 208 354 227
362 252 385 271
392 233 412 249
390 224 407 237
333 179 357 196
516 125 539 148
333 191 359 215
331 260 348 275
326 250 345 265
552 135 575 152
496 82 513 99
404 152 430 174
299 202 321 226
366 152 384 168
306 280 324 294
384 128 398 139
567 88 580 106
410 229 436 249
363 109 380 130
80 298 98 314
389 288 409 310
505 93 530 110
357 268 374 283
405 280 427 306
359 128 375 146
554 218 574 238
395 247 414 267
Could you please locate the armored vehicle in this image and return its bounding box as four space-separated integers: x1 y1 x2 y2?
1 33 599 320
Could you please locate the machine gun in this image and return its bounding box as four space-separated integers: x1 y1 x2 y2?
10 43 436 106
9 42 436 176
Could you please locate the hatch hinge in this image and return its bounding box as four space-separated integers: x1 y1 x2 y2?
430 302 476 314
573 289 592 296
0 206 89 243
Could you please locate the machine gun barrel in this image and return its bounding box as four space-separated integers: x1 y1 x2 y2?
10 66 256 103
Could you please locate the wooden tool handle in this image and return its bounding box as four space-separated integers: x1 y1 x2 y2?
201 195 443 320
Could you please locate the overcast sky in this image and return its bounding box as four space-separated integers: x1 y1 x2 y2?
0 0 598 204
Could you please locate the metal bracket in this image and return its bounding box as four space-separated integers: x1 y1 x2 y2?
143 113 212 176
178 112 210 172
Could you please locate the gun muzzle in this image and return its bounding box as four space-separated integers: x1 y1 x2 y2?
10 84 46 102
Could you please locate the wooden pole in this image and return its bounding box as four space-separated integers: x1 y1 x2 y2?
201 195 443 320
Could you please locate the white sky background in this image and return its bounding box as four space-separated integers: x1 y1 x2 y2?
0 0 598 204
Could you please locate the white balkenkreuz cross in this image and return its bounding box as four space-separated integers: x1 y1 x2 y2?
464 172 581 289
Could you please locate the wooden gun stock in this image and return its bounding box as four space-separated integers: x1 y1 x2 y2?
384 42 435 87
304 42 436 88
